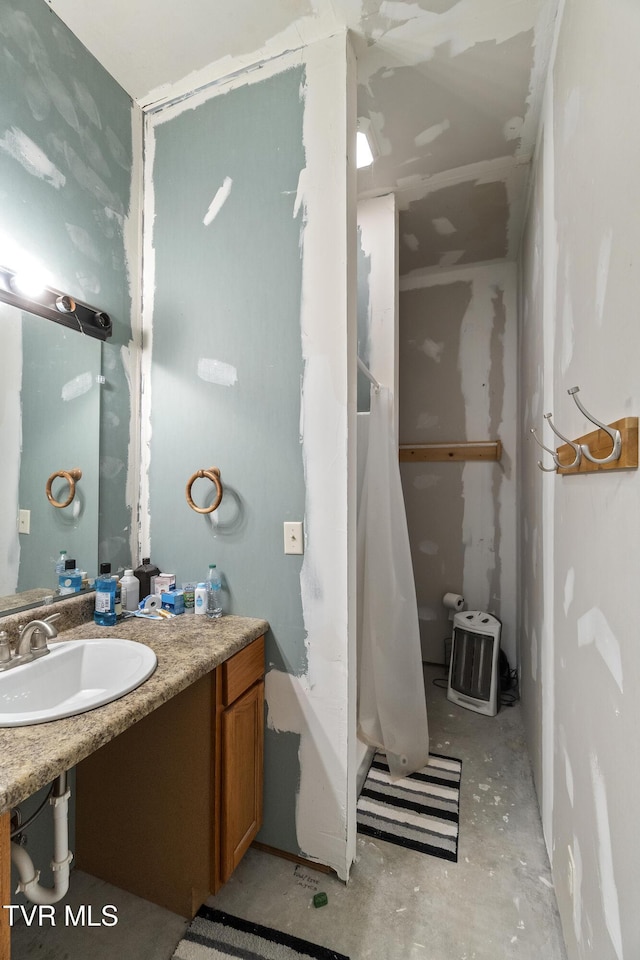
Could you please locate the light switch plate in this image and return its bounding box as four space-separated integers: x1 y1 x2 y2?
18 509 30 534
283 521 304 555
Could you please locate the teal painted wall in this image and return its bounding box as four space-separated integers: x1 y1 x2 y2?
0 0 136 582
1 0 135 890
18 317 101 592
149 66 307 852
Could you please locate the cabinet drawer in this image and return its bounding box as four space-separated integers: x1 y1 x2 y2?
221 636 264 706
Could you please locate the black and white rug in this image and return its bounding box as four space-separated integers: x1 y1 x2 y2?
172 905 350 960
357 751 462 862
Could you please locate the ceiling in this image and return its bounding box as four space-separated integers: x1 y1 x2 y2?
44 0 558 276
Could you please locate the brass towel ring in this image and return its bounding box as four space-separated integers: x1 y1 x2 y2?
46 468 82 509
185 466 223 515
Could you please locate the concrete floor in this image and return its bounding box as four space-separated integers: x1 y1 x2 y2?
10 665 568 960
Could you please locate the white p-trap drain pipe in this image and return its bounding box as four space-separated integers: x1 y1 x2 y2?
11 772 73 905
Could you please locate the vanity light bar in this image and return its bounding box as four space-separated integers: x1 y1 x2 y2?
0 264 112 341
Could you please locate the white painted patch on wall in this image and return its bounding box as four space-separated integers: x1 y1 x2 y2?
379 1 423 22
590 755 624 960
418 606 436 621
419 540 438 555
0 127 65 188
61 371 93 402
421 338 444 362
531 627 538 682
197 357 238 386
439 250 464 267
503 116 524 141
368 111 392 157
558 725 574 806
413 473 440 490
359 0 542 86
595 229 613 327
403 233 419 251
563 567 574 617
416 411 438 430
432 217 456 236
577 607 623 693
105 126 131 171
72 78 102 129
569 834 582 943
203 176 233 226
415 119 450 147
65 223 101 262
76 271 100 296
100 455 125 480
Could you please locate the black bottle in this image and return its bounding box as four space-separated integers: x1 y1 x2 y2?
133 558 160 601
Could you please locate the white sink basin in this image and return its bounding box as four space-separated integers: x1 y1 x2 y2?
0 638 157 727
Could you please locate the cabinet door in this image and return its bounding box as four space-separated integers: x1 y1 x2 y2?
220 679 264 883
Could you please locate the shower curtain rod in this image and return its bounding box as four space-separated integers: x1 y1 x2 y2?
357 357 381 392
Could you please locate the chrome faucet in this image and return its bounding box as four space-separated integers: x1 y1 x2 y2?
0 614 61 671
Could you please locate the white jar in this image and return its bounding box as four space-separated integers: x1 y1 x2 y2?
194 583 207 616
120 569 140 612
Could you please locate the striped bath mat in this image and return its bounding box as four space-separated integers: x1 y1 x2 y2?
357 751 462 862
172 905 349 959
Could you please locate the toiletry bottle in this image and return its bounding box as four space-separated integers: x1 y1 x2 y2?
94 562 117 627
55 549 67 577
59 559 82 595
206 564 223 619
133 557 160 601
194 583 207 616
120 569 140 612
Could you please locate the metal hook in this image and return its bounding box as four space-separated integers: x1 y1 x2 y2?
529 427 560 472
543 412 582 469
567 387 622 464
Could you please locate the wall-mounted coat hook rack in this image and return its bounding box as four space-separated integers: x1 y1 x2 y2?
544 412 582 469
529 425 560 472
530 387 638 476
567 386 622 464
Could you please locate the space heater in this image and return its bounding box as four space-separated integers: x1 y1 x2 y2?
447 611 501 717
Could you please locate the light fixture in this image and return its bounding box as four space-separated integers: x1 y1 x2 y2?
0 263 112 340
357 117 380 170
356 131 374 169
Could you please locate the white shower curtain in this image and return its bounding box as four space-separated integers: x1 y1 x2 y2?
357 385 429 780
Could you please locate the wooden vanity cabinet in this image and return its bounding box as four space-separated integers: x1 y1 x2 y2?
75 635 265 918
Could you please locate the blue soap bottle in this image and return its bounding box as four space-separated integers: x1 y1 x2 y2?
94 562 117 626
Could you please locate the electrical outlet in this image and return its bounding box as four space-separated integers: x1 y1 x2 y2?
284 521 304 555
18 509 30 534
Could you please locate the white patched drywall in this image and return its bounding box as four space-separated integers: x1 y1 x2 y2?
141 34 358 881
400 262 518 667
519 2 640 958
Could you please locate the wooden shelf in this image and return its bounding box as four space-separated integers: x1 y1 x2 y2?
399 440 502 463
556 417 638 475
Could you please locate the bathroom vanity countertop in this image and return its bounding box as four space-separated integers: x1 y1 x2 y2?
0 613 269 814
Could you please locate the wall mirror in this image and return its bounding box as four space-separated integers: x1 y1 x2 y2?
0 301 102 617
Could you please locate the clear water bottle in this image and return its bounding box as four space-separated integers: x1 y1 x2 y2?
55 549 67 577
206 564 223 619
